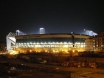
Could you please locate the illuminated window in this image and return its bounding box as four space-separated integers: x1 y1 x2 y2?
37 43 39 44
81 45 83 47
64 42 67 44
34 43 36 44
53 42 55 44
48 42 50 44
63 45 68 47
60 42 63 44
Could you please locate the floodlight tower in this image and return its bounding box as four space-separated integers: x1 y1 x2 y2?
16 30 20 35
39 28 45 34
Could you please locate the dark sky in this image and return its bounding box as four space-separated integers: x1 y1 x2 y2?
1 0 104 42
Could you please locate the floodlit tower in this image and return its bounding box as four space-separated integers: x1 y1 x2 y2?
39 28 45 34
16 30 20 35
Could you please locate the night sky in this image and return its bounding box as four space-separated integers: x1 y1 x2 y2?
1 0 104 42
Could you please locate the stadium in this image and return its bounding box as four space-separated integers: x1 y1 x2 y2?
6 29 90 54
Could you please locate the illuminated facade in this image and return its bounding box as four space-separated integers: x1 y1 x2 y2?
85 38 94 51
11 33 90 53
85 32 104 52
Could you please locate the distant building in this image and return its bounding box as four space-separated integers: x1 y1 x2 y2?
85 38 94 51
6 32 90 53
85 32 104 52
39 28 45 34
0 42 6 51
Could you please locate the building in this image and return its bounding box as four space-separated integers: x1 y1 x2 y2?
0 42 6 52
85 32 104 52
92 32 104 52
6 31 90 54
85 38 94 51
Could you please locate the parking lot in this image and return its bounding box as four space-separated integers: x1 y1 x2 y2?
0 55 104 78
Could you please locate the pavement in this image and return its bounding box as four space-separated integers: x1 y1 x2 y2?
1 56 104 78
8 59 104 78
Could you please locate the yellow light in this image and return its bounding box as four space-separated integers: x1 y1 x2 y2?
78 50 80 52
45 50 47 52
30 50 32 52
8 50 19 55
63 45 68 47
73 50 75 53
64 51 69 53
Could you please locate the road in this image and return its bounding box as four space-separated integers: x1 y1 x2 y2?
8 59 104 78
0 56 104 78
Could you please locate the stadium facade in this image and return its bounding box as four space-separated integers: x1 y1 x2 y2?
6 31 90 54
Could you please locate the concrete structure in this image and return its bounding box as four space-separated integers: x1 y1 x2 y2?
6 33 90 53
92 32 104 52
85 38 94 51
6 32 16 50
85 32 104 52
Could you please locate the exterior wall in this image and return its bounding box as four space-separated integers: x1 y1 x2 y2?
6 36 11 50
85 32 104 52
93 32 104 52
15 34 89 39
85 39 94 51
6 32 16 50
13 34 90 53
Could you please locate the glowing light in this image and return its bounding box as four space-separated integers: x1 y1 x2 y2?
75 42 80 44
40 28 44 29
45 50 47 52
81 45 84 47
16 30 20 32
30 42 32 44
30 50 32 52
78 50 80 52
37 43 39 44
69 42 72 44
64 50 69 53
8 50 19 55
39 28 45 34
73 50 75 52
44 42 47 44
27 43 29 44
34 43 36 44
60 42 62 44
64 42 67 44
84 29 97 36
63 45 68 47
